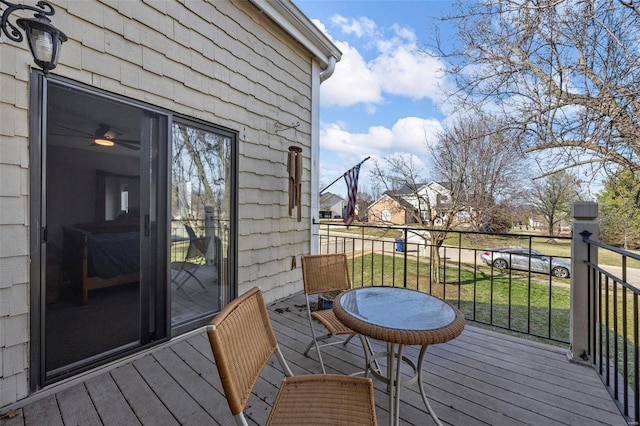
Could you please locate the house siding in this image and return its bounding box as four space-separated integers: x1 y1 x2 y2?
0 0 326 407
0 29 31 403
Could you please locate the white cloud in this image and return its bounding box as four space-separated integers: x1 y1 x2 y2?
330 15 378 38
320 40 382 108
318 15 447 108
320 117 443 159
320 122 393 158
371 46 445 101
391 117 442 149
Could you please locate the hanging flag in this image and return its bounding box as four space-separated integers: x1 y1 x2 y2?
343 164 361 226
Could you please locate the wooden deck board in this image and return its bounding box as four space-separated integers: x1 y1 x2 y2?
0 291 629 426
21 396 62 426
56 383 102 425
132 353 214 425
84 373 141 425
155 342 230 425
109 363 178 425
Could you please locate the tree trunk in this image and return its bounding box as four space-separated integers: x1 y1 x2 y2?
430 244 441 285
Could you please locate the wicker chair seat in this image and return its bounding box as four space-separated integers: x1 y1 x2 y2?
311 309 353 335
268 374 377 425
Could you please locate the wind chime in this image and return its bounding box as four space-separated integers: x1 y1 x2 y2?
287 145 302 222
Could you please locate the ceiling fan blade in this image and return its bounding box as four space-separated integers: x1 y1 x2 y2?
111 137 140 144
51 134 140 147
112 140 140 150
50 123 94 137
51 123 140 150
49 133 87 138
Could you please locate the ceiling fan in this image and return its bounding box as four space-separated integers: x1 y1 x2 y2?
50 123 140 150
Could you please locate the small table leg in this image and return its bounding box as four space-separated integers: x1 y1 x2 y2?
388 344 410 426
387 342 396 425
417 345 443 426
368 343 422 426
393 344 405 426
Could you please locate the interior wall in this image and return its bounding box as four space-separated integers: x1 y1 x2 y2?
46 145 139 247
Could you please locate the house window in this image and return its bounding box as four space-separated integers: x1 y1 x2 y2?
456 211 471 223
382 209 391 222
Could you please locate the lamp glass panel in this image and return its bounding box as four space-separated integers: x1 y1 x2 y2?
31 29 54 63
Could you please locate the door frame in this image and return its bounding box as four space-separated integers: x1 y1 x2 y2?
29 72 237 390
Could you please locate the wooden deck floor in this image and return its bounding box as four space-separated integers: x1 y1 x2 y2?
0 292 627 425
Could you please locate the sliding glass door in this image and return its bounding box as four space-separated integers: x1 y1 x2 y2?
31 76 235 387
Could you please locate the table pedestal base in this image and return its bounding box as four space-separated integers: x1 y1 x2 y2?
365 343 442 426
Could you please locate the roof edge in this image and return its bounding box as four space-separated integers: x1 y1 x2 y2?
248 0 342 69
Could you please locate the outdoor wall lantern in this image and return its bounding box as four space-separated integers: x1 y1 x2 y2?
1 0 67 73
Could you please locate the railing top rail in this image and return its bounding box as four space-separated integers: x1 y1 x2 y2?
580 230 640 262
315 220 572 241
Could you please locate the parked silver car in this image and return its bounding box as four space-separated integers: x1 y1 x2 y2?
480 246 571 278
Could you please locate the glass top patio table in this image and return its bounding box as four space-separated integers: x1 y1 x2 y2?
333 286 465 426
334 286 464 346
337 286 455 330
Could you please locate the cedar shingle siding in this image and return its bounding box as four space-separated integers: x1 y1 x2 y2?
0 0 338 407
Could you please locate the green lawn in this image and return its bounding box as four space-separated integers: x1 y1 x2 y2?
348 253 571 343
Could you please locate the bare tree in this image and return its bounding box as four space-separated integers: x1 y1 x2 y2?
369 112 525 284
620 0 640 16
355 188 374 221
436 0 640 181
172 124 230 223
432 113 528 232
369 154 446 283
530 171 583 236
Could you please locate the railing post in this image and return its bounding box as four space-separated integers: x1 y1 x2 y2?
569 201 598 362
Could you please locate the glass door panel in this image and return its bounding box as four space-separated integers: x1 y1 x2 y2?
170 121 231 328
43 82 162 379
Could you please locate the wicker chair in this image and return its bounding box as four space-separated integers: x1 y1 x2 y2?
301 253 376 374
207 286 378 426
170 235 211 299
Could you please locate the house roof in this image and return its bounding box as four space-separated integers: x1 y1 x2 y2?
319 192 344 208
395 181 451 195
369 193 416 211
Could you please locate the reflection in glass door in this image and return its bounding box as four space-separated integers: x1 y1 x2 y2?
170 120 231 328
43 82 163 380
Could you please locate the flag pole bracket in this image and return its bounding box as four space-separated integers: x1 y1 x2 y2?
275 121 300 133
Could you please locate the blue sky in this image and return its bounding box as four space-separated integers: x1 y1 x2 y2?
295 1 458 197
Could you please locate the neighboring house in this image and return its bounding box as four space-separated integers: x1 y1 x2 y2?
0 0 340 407
369 182 454 225
368 193 418 225
529 215 544 230
397 181 452 222
319 192 344 218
